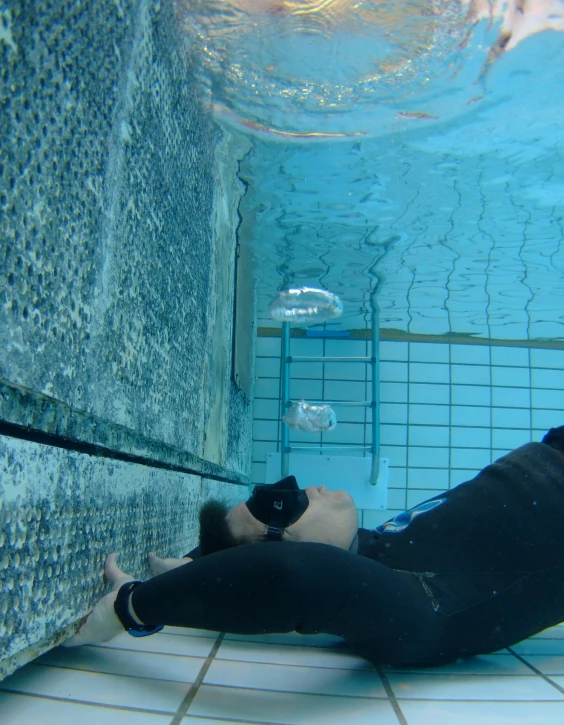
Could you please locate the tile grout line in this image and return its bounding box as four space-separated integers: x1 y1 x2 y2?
376 665 408 725
169 633 225 725
506 647 564 696
0 687 175 717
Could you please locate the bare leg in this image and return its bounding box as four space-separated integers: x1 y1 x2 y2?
148 552 193 576
63 553 135 647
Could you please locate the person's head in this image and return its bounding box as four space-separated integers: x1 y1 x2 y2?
198 480 359 555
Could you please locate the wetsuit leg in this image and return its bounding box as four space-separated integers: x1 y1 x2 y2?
542 425 564 454
449 564 564 658
131 541 453 667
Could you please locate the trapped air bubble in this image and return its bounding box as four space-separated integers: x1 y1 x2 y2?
269 287 343 324
282 400 337 432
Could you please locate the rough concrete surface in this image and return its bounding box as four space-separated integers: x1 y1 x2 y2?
0 435 247 679
0 0 255 675
0 0 252 466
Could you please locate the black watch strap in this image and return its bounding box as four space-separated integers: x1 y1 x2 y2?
114 580 164 637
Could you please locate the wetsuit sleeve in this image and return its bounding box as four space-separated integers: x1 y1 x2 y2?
131 541 443 666
183 546 201 559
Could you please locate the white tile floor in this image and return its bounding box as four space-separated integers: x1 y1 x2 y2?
2 624 564 725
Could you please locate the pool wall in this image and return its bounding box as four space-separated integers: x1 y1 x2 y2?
252 330 564 526
0 0 252 677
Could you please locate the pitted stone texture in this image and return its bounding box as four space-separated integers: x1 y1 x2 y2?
1 0 131 396
0 435 246 678
1 1 249 471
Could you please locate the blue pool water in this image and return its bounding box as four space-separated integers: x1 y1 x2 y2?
180 0 564 340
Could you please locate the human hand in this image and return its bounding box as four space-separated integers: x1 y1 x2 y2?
63 553 135 647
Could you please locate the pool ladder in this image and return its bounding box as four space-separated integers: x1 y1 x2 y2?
279 321 381 485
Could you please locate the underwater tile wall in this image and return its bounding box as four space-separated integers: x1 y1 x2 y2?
252 333 564 528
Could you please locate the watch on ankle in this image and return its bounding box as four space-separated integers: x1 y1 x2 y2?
114 581 164 637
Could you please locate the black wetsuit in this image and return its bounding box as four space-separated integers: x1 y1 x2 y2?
132 432 564 667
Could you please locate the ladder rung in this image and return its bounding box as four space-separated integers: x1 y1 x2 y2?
289 356 372 363
286 400 372 407
288 445 373 451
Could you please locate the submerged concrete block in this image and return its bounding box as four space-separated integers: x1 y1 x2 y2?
0 0 255 675
1 0 252 466
0 435 247 679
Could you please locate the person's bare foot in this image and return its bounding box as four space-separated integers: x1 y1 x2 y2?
148 552 193 576
105 552 135 590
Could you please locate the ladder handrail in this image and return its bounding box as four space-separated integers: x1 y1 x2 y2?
279 320 380 485
288 356 372 363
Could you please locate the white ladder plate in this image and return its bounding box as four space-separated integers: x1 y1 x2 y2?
265 454 389 510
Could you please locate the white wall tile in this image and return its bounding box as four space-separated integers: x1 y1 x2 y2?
389 467 407 488
323 423 365 445
450 426 491 448
492 387 531 408
451 385 491 406
451 364 491 385
408 404 449 426
492 449 512 461
450 469 481 487
531 368 564 389
451 448 491 469
409 383 450 405
255 378 280 398
407 468 450 490
491 346 529 367
252 462 266 484
332 403 366 423
256 336 281 356
323 361 366 381
492 407 531 429
451 344 490 365
291 338 323 356
409 362 450 384
253 420 279 442
324 379 365 402
409 426 449 447
491 428 531 450
491 366 531 388
380 424 408 446
408 447 449 468
380 403 408 424
325 339 367 357
387 488 408 510
380 361 408 382
409 342 449 363
530 348 564 369
380 382 409 403
532 409 561 430
531 389 564 410
379 341 408 361
252 441 278 463
450 406 490 427
255 357 281 378
407 488 444 508
254 399 280 420
291 361 324 379
380 445 407 467
290 379 323 400
288 428 322 444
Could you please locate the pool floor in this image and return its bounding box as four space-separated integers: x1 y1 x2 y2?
1 623 564 724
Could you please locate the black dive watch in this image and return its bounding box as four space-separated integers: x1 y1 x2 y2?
114 580 164 637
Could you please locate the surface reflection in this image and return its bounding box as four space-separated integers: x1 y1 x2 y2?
178 0 564 137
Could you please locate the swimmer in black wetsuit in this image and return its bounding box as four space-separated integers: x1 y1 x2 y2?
65 427 564 667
